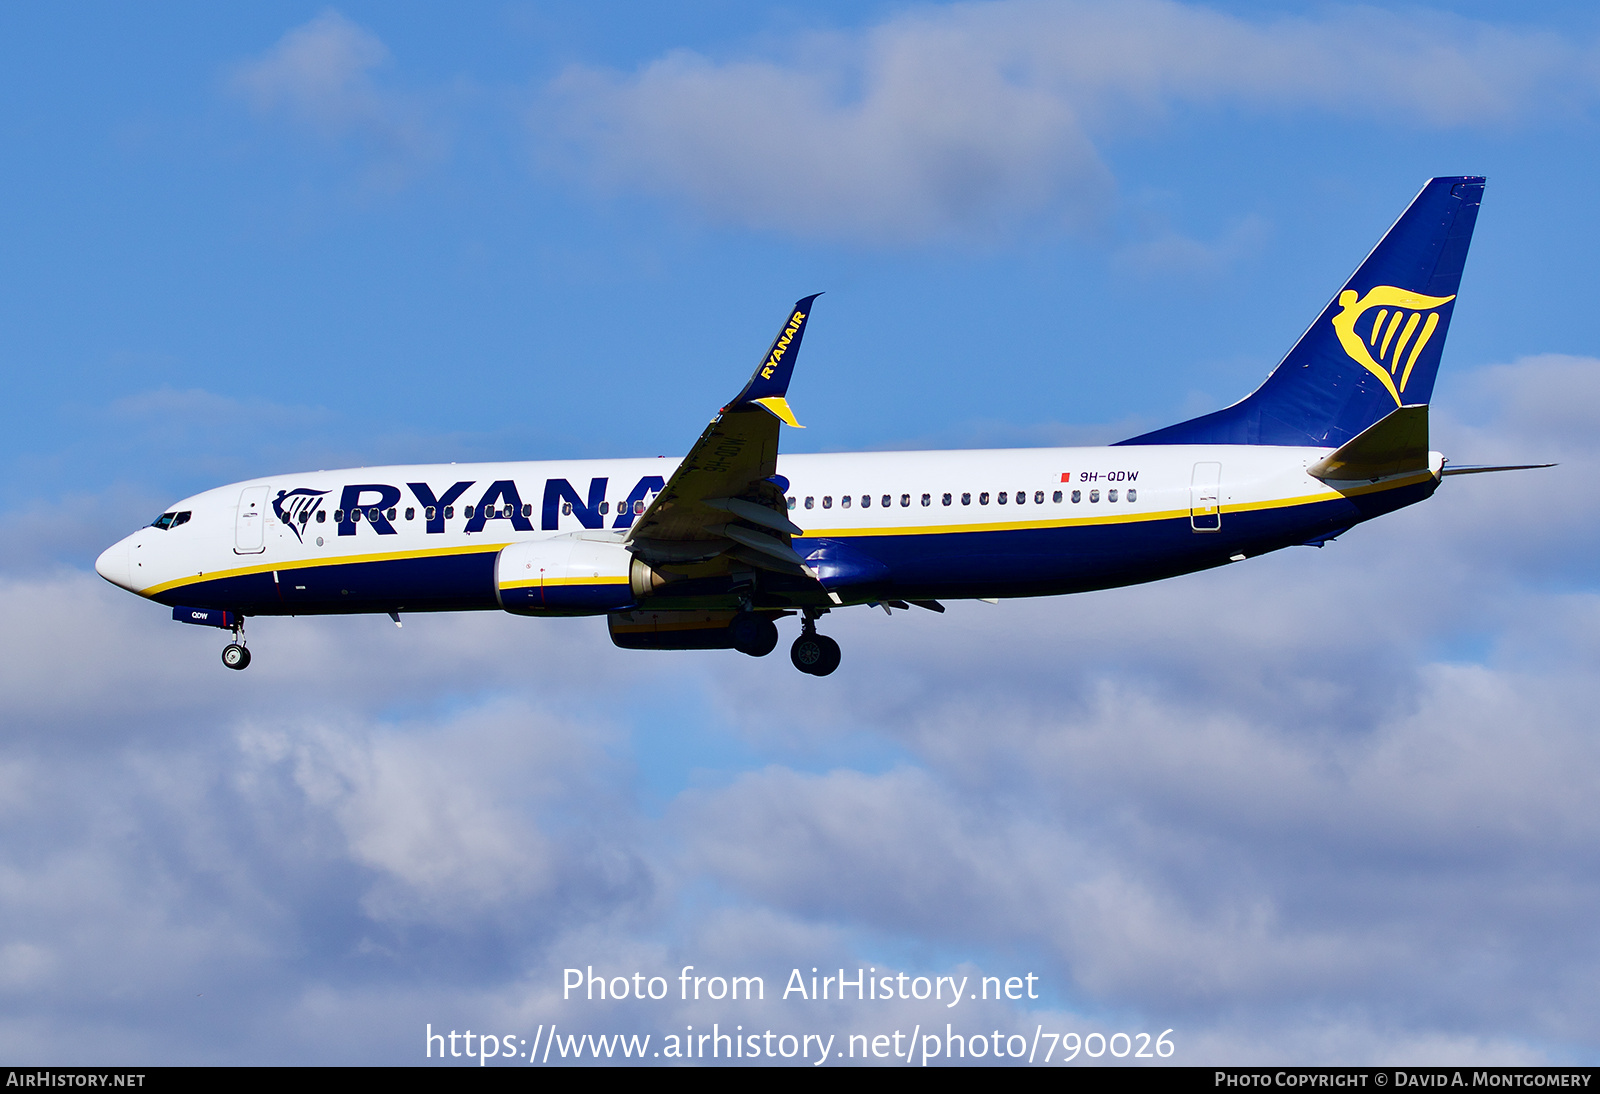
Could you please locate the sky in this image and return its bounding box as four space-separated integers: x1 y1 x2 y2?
2 0 1600 1067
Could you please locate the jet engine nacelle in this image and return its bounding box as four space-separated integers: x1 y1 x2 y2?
495 536 666 616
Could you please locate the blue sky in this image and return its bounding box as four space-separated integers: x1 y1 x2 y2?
4 0 1600 1065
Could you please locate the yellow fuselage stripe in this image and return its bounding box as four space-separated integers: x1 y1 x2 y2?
141 474 1429 597
500 576 629 590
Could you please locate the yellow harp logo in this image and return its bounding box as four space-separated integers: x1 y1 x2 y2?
1331 286 1455 405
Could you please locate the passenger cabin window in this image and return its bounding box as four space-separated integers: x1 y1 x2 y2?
842 496 852 508
600 501 610 515
787 497 796 510
1034 491 1044 504
316 510 326 523
822 496 833 509
882 494 891 508
405 507 415 521
561 502 572 516
1108 489 1118 502
859 495 868 508
1090 489 1100 502
962 493 971 505
941 493 951 505
920 493 930 506
633 500 645 514
901 494 910 507
1071 491 1081 503
425 506 436 521
980 492 990 505
444 506 454 519
1127 489 1137 502
1052 490 1062 503
805 497 815 509
997 491 1007 504
298 511 309 524
385 508 396 521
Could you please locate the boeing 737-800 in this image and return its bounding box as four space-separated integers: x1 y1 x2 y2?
95 176 1542 675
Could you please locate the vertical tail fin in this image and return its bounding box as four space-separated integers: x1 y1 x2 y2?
1118 176 1484 448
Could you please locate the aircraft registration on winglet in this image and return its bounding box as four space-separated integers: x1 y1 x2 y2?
96 176 1548 676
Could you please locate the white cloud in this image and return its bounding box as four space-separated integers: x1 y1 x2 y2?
1112 214 1270 280
231 10 443 168
545 1 1600 243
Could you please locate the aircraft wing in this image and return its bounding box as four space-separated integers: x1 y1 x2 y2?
626 295 821 573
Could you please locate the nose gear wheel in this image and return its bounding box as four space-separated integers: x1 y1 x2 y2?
221 618 251 670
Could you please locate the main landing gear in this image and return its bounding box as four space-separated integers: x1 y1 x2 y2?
729 608 842 675
221 619 251 671
790 611 840 677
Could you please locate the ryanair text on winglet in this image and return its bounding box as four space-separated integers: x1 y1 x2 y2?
760 310 805 380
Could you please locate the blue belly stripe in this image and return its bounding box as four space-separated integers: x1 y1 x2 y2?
152 484 1431 616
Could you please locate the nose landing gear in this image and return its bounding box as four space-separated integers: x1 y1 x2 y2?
790 611 840 676
221 619 251 670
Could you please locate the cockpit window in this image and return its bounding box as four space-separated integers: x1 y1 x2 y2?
150 511 191 530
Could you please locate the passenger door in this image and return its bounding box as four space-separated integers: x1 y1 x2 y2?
235 485 269 554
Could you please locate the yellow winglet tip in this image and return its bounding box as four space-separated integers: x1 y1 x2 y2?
751 396 804 428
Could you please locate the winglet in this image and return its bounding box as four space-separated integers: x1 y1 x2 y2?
729 294 822 427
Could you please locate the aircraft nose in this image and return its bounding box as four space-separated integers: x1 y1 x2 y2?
94 538 135 592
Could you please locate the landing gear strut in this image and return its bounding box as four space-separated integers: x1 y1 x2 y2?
221 619 251 670
790 611 840 676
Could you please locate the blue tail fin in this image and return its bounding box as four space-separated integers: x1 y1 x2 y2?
1117 176 1484 448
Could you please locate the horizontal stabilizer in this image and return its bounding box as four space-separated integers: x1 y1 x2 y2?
1441 462 1556 476
1308 404 1429 482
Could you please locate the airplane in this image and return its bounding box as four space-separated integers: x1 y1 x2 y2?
95 175 1546 676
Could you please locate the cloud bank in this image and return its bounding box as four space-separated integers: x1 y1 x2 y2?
545 0 1600 242
1 356 1597 1063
